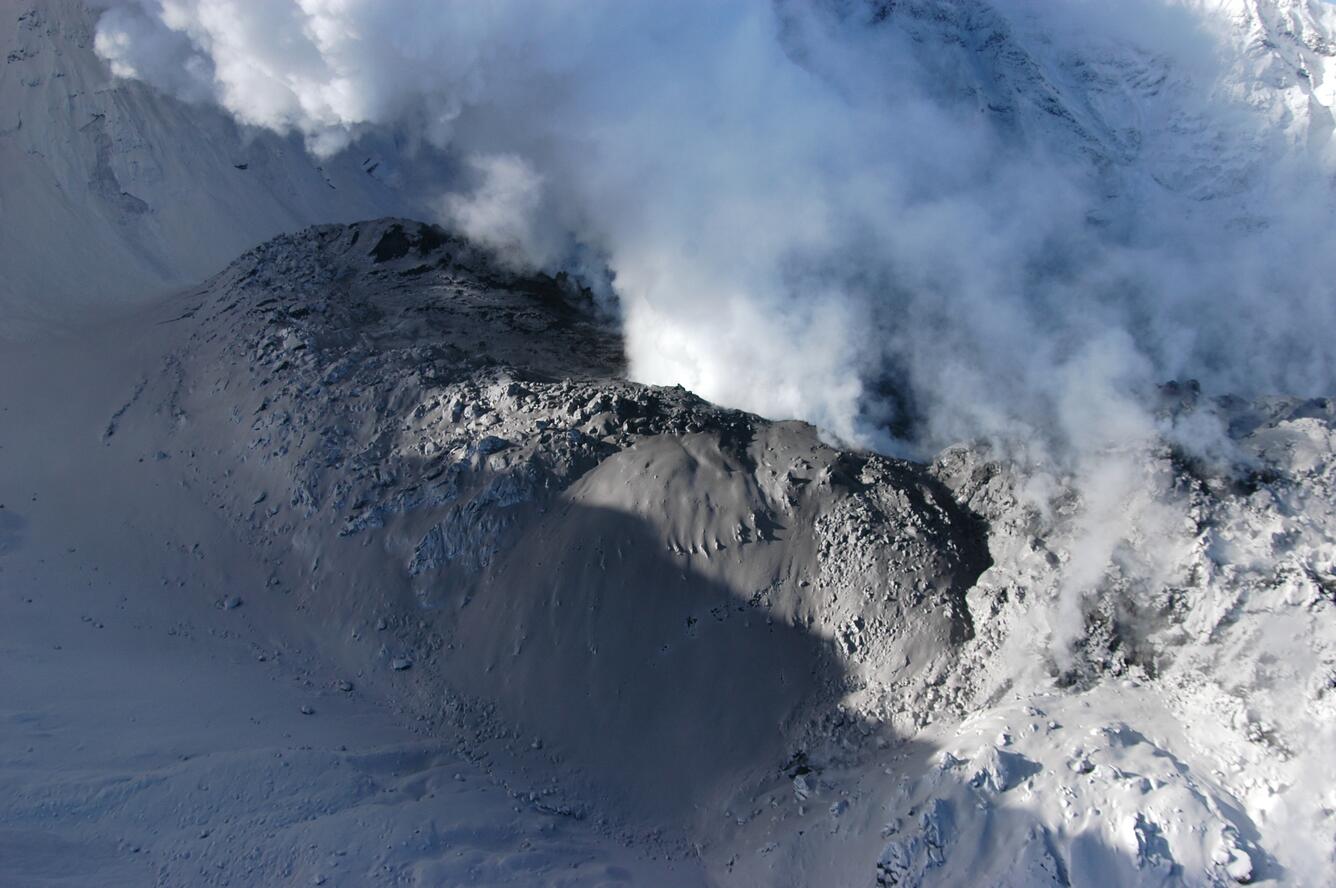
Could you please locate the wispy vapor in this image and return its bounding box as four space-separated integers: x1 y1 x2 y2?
93 0 1336 651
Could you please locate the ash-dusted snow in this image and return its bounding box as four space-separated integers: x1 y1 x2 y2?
5 0 1336 884
4 218 1334 885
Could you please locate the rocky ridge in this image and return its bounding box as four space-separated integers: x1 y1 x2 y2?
109 219 994 871
98 217 1336 884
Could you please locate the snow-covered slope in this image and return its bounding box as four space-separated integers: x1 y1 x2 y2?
0 0 425 330
1204 0 1336 150
862 0 1336 197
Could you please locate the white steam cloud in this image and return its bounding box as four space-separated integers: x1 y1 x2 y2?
93 0 1336 652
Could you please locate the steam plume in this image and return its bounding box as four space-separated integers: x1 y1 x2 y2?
93 0 1336 651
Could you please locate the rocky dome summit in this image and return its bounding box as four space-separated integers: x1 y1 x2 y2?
4 1 1336 885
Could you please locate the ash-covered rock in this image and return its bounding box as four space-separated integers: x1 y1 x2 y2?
97 218 1336 882
122 218 991 824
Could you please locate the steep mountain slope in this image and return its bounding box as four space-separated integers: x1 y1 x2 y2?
862 0 1336 189
0 0 425 328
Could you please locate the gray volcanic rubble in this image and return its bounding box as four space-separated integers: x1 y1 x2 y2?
101 219 992 870
87 218 1336 884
